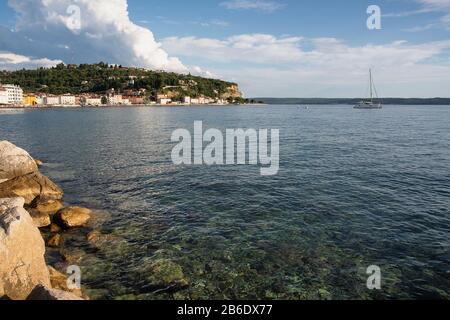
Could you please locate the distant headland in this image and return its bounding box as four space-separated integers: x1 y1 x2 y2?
253 98 450 105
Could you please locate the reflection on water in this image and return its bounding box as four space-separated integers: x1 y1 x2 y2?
1 106 449 300
0 108 25 115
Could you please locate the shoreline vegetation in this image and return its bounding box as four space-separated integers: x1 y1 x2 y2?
0 141 94 300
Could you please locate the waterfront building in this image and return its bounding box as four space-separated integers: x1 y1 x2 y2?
0 86 8 105
84 97 102 106
158 98 172 105
23 95 38 106
60 94 76 105
35 96 45 106
124 96 145 105
2 84 23 105
183 96 191 105
107 94 123 105
44 96 60 105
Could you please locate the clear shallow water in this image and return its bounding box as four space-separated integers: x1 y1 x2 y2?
0 105 449 300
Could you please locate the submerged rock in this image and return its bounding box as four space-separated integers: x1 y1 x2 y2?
60 248 87 264
86 230 118 248
0 172 63 205
50 223 62 233
55 206 92 228
143 259 189 290
83 288 109 300
0 141 38 183
26 284 83 301
47 234 62 247
0 197 51 300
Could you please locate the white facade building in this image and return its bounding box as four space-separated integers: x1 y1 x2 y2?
0 87 8 105
158 98 172 105
44 96 60 105
2 84 23 105
107 94 123 105
60 95 76 105
85 98 102 106
198 97 213 104
35 96 45 105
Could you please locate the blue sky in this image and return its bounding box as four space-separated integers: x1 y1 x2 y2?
1 0 450 97
128 0 448 43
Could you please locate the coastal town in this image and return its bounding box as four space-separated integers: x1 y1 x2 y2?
0 63 251 108
0 83 235 108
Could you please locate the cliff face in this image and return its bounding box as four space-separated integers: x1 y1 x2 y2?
221 84 243 99
161 83 243 100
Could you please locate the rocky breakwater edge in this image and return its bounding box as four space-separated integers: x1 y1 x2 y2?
0 140 94 300
0 140 191 300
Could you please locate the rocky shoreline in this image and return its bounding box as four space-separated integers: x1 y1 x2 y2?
0 141 91 300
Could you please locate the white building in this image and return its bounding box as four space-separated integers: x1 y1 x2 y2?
35 96 45 105
183 96 191 105
158 98 172 105
85 98 102 106
2 84 23 105
0 87 8 105
60 95 76 106
107 94 123 105
44 96 60 106
198 97 213 104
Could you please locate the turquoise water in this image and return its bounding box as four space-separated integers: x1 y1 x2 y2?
0 105 449 299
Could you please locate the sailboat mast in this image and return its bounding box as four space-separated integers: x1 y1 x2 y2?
369 69 373 103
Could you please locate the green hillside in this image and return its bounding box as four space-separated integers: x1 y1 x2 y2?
0 62 242 100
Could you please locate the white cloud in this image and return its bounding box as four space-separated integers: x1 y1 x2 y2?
162 34 304 64
386 0 450 30
162 33 450 97
194 19 230 28
163 34 450 67
2 0 187 72
189 66 218 78
220 0 284 12
419 0 450 8
0 52 63 70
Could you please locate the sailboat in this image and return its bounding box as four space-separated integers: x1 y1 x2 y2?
354 69 383 109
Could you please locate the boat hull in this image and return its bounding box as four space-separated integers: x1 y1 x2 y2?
354 104 382 109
